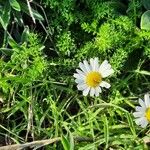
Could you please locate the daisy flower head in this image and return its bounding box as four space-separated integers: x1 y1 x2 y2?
133 93 150 128
73 58 114 97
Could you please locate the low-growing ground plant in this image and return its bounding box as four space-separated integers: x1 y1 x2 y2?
0 0 150 149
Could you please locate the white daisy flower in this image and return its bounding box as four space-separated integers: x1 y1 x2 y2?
73 58 114 96
133 93 150 128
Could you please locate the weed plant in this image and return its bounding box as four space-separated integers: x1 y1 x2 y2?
0 0 150 149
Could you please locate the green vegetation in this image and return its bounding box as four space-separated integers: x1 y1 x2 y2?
0 0 150 149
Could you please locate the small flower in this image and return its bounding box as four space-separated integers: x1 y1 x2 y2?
73 58 114 96
133 93 150 128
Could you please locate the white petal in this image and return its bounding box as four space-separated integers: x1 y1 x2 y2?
98 86 102 93
90 58 94 69
135 117 147 127
93 57 99 71
133 111 145 118
99 60 114 78
135 106 145 112
75 79 84 84
100 81 111 89
139 98 146 109
76 69 85 75
83 87 90 96
99 60 109 71
141 119 148 128
79 62 88 73
100 69 114 78
144 93 150 108
135 117 142 125
73 73 85 80
95 87 101 97
90 88 95 97
77 83 87 91
83 60 91 72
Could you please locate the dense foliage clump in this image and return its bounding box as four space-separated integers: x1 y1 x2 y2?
0 0 150 149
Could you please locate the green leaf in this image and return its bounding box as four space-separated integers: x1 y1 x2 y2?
103 115 109 149
7 100 27 118
136 70 150 76
69 131 74 150
8 36 20 50
19 1 44 21
142 0 150 10
0 48 13 55
126 112 136 137
0 2 11 30
61 135 70 150
21 26 29 43
141 10 150 30
9 0 21 11
14 11 24 26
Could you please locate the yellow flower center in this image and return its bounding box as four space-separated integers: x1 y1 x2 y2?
145 107 150 122
86 71 102 88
